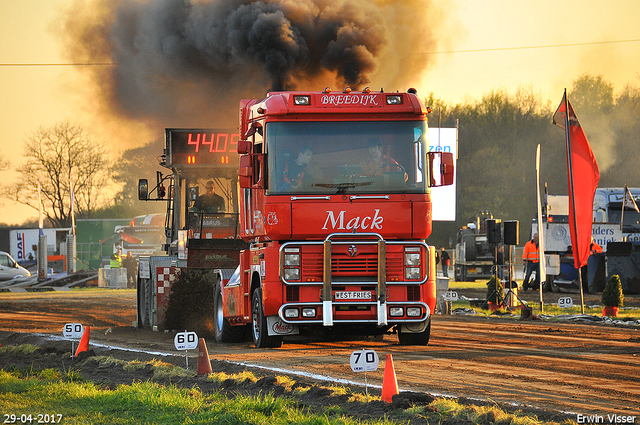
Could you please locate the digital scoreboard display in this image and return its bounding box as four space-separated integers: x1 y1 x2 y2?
166 128 240 167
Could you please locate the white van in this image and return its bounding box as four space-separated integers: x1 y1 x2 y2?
0 251 31 280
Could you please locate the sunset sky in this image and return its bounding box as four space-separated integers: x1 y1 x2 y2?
1 0 640 225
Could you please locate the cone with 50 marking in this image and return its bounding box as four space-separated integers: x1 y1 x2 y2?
74 326 90 357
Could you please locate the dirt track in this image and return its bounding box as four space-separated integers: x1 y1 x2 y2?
1 289 639 420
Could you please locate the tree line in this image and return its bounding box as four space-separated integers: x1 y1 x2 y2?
427 74 640 247
1 74 639 249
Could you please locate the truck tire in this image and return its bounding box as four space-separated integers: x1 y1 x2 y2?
251 287 283 348
137 277 152 328
214 282 246 343
398 319 431 346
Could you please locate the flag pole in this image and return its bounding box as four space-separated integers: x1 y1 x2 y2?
621 185 626 233
563 89 585 314
535 144 546 312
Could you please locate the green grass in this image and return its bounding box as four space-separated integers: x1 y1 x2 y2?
0 369 390 425
0 352 577 425
451 300 640 320
447 279 640 320
448 281 489 289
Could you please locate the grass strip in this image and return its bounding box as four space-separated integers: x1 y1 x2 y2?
1 365 576 425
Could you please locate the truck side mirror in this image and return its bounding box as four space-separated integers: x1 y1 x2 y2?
189 186 199 201
239 154 265 189
238 155 253 188
237 140 252 155
428 152 454 187
138 179 149 200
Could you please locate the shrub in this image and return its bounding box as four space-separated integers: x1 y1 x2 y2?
601 274 624 307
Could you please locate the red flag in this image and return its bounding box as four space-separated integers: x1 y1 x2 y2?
553 92 600 269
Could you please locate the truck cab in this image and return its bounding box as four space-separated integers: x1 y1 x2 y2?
230 88 454 347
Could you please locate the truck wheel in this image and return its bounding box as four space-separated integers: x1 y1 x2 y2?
214 282 246 343
251 287 283 348
398 319 431 346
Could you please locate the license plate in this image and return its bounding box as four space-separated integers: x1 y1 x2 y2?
334 291 372 300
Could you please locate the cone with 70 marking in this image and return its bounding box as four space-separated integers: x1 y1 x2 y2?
381 354 399 402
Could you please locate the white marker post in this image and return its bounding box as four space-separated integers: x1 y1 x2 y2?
174 331 198 371
63 323 84 356
443 291 459 302
350 349 379 402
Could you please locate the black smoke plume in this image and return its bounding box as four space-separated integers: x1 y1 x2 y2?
61 0 447 129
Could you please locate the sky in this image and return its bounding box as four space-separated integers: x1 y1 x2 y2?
1 0 640 225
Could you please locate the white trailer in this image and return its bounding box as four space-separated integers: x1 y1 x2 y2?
9 228 71 262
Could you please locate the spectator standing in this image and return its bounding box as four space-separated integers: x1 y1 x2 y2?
440 247 450 278
522 233 540 290
109 250 122 269
121 252 137 288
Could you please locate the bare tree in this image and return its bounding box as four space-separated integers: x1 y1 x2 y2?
0 152 9 171
3 121 111 227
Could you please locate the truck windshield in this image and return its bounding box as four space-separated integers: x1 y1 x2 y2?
266 121 428 195
608 206 640 231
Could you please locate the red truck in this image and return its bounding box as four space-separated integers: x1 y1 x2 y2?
138 88 453 348
223 88 453 347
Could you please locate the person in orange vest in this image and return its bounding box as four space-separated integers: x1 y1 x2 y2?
522 233 539 291
590 240 603 255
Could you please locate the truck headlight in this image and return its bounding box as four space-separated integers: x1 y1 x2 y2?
386 95 402 105
293 95 311 105
404 253 420 266
302 308 316 318
284 308 299 318
407 307 421 317
389 307 404 317
405 267 420 280
284 253 300 266
284 268 300 280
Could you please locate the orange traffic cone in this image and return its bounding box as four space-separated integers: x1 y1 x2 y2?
74 326 90 357
381 354 399 403
197 338 212 376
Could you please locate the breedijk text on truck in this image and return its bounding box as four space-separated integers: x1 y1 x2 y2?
138 88 454 349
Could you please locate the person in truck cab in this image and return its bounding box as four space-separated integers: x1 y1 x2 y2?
362 137 407 181
194 181 225 213
280 146 313 191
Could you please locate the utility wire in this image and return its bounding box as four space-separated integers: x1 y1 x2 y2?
1 38 639 65
0 62 116 67
420 38 640 55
